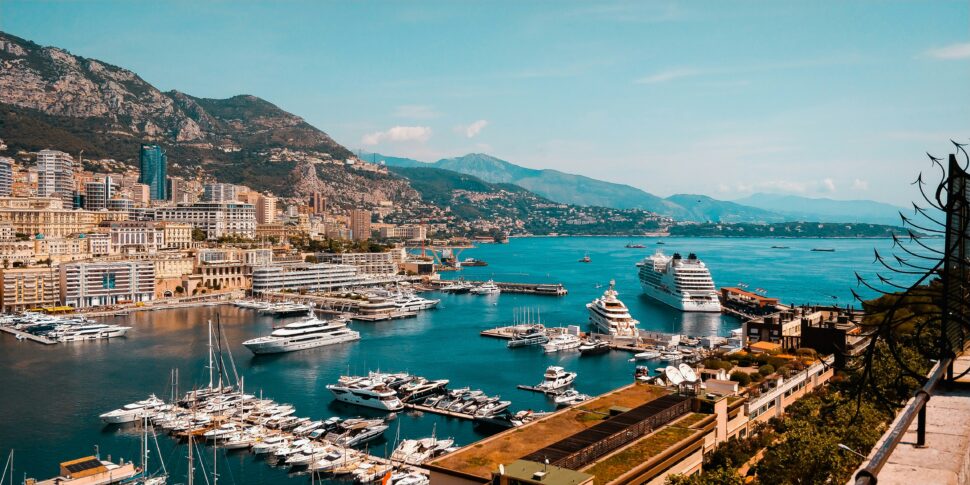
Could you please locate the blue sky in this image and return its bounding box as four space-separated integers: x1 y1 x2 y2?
1 1 968 205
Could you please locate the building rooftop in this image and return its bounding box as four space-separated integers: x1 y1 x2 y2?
500 460 593 485
428 383 670 479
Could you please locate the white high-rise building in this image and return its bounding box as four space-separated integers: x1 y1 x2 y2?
203 183 238 202
36 150 75 205
0 157 12 197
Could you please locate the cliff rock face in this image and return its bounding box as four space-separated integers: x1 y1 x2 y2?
0 31 352 195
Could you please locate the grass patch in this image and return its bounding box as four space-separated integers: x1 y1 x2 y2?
582 426 697 483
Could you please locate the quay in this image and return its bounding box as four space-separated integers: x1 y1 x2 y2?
480 325 569 340
0 325 57 345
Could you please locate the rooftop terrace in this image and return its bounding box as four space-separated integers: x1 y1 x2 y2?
429 383 670 479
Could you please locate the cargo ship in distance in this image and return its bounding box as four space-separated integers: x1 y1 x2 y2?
637 250 721 312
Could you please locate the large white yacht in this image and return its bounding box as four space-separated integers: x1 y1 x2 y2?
242 317 360 354
637 251 721 312
541 333 581 353
53 323 132 342
586 280 640 337
470 280 501 295
326 376 404 411
394 293 441 312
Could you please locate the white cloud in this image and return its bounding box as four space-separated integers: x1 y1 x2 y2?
925 42 970 60
361 126 432 145
852 179 869 191
821 178 836 193
456 120 489 138
392 105 441 119
634 68 701 84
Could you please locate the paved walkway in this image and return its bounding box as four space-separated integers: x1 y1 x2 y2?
875 355 970 485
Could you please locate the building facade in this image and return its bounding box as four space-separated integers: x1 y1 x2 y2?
59 261 155 308
153 202 256 239
83 177 116 211
251 263 372 293
316 251 400 276
0 197 128 238
379 224 427 240
0 267 60 313
0 157 12 197
350 209 372 241
203 183 238 202
255 194 277 224
138 144 167 200
36 150 75 205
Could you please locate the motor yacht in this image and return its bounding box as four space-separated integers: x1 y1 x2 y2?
541 333 581 353
242 316 360 354
470 280 501 295
535 366 577 391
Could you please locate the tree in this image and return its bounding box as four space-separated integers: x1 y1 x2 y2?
755 421 851 485
175 286 184 294
192 228 207 241
729 371 751 386
666 467 743 485
758 364 775 376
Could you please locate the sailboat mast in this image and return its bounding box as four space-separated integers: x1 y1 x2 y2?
207 320 214 389
187 432 194 485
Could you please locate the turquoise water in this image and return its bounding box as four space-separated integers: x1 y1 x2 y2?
0 237 935 483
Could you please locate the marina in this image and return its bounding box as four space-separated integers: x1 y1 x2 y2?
0 237 916 483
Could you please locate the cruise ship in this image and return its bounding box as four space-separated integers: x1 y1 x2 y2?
242 317 360 354
586 280 639 337
637 251 721 312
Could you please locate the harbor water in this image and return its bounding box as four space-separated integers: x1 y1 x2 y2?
0 236 933 483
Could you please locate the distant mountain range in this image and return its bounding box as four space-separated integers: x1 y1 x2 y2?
372 152 906 225
733 193 906 226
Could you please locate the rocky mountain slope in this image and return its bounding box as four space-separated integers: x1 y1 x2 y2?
0 30 351 196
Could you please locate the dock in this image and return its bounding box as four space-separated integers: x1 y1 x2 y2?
0 326 58 345
404 403 479 421
516 384 564 396
352 311 418 322
480 325 569 340
432 280 568 296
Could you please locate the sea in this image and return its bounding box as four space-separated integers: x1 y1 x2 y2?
0 236 938 484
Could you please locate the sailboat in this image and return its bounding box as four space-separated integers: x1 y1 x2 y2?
132 416 168 484
578 252 591 263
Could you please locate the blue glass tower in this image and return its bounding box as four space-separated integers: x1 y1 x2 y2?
138 144 168 200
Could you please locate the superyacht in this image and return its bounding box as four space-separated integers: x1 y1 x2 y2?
326 376 405 411
637 251 721 312
242 317 360 354
586 280 639 337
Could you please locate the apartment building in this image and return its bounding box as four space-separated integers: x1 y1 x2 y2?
36 149 75 205
251 263 372 293
59 261 155 308
0 267 60 312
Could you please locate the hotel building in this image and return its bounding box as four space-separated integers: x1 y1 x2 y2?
153 202 256 239
36 150 75 205
251 263 373 293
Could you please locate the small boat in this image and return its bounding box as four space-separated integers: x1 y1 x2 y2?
656 241 666 245
461 258 488 267
625 242 646 249
470 280 501 295
252 435 287 454
541 333 581 353
578 339 610 355
633 350 661 360
660 351 683 362
770 245 790 249
554 389 591 407
811 248 836 252
578 252 591 263
535 366 577 392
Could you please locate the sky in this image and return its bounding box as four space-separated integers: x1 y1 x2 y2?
1 1 968 206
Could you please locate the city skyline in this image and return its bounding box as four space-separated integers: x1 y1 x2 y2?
2 1 967 205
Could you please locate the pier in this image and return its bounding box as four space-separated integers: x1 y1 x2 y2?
0 326 58 345
516 384 564 396
431 280 568 296
404 403 480 421
352 311 418 322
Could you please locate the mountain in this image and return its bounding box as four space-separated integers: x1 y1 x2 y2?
388 166 664 235
665 194 786 223
734 193 907 226
373 152 791 222
0 30 351 196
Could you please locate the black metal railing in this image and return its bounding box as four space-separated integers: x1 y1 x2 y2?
852 358 953 485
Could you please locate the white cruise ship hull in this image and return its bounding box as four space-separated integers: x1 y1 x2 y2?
640 283 721 312
244 331 360 354
328 390 403 411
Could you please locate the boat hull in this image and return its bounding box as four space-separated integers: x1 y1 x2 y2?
244 331 360 354
639 282 721 312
